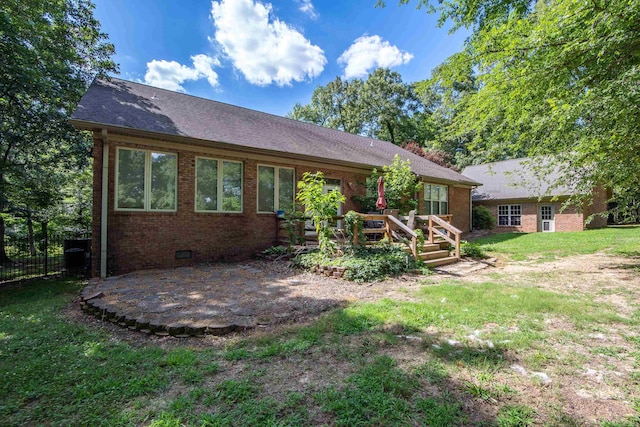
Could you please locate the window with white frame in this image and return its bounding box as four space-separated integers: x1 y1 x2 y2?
424 183 448 215
116 148 177 211
365 176 375 198
498 205 522 226
195 157 243 212
257 165 294 213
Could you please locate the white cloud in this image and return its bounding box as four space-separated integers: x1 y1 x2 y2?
338 35 414 79
144 54 220 92
297 0 318 19
211 0 326 86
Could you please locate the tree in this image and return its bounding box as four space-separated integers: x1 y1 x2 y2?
414 52 494 168
382 0 640 215
289 68 428 145
0 0 117 263
354 155 423 214
400 141 458 171
361 68 425 144
289 77 366 134
296 172 345 256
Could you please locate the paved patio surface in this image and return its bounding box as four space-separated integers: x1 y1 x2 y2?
80 261 351 337
80 259 493 337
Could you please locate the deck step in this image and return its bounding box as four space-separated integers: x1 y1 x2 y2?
437 241 451 250
402 243 441 253
422 256 459 268
418 250 451 261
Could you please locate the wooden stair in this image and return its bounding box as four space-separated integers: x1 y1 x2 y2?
277 212 462 269
421 256 459 267
400 239 458 267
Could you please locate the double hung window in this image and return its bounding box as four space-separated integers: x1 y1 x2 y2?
498 205 522 226
424 184 448 215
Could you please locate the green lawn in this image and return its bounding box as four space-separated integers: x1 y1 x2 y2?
1 227 639 426
473 225 640 261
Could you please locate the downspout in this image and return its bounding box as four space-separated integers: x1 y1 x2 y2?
469 187 474 232
100 129 109 278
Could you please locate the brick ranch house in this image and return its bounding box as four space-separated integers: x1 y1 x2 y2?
70 78 480 278
462 159 608 233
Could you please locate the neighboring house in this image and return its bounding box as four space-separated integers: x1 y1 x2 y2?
462 158 608 233
71 78 479 277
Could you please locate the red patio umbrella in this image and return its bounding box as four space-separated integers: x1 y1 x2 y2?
376 176 387 211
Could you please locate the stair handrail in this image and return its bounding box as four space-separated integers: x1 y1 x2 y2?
386 214 419 259
428 215 462 259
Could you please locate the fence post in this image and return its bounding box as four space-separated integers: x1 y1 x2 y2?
43 222 48 276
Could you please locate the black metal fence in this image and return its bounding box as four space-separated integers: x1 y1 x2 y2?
0 231 91 284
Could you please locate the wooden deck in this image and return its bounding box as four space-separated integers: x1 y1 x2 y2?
277 211 461 267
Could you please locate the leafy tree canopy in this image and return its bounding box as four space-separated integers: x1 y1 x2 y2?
289 68 429 145
355 155 423 214
0 0 117 260
383 0 640 215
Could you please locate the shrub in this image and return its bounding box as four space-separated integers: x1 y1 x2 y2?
297 172 345 256
282 208 306 246
294 244 416 283
353 155 423 214
472 205 496 230
460 240 487 258
343 210 365 251
262 246 288 257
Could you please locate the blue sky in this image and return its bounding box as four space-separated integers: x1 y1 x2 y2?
93 0 468 117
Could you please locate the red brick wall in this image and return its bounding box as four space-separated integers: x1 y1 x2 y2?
450 186 471 232
92 135 473 276
477 202 540 233
94 137 375 276
476 199 592 233
584 185 609 229
553 203 585 232
417 184 472 233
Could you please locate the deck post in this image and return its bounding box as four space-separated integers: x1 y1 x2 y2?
384 216 392 242
353 221 359 246
410 236 418 259
428 216 434 244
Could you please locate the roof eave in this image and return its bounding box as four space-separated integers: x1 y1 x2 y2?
71 118 481 186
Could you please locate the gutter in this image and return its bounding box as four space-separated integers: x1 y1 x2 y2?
100 129 109 278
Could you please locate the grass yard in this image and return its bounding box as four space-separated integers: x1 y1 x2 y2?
472 225 640 261
1 227 639 426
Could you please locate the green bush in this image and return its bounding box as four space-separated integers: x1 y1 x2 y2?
343 210 365 251
460 240 487 258
294 244 416 283
472 205 496 230
353 155 423 214
262 246 288 256
297 172 345 256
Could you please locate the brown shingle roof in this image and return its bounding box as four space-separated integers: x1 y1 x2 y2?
71 78 479 186
462 158 574 201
